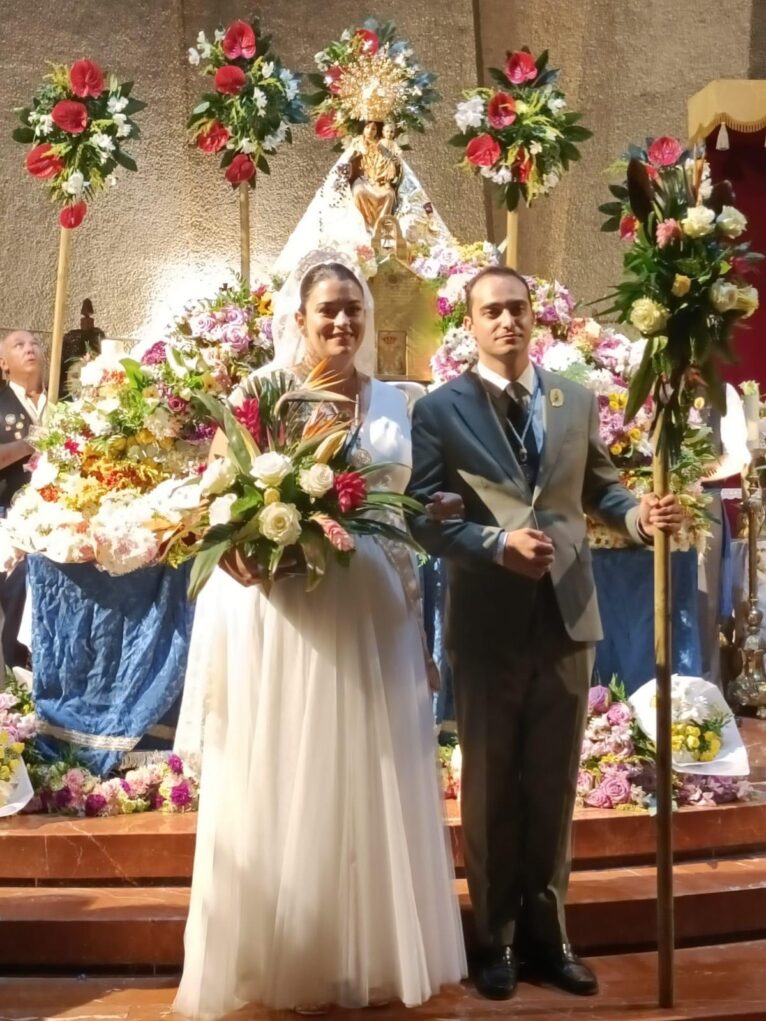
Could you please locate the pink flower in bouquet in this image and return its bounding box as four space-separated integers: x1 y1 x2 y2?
225 154 255 185
223 306 247 325
189 312 218 336
619 213 638 241
602 772 633 806
588 685 612 714
170 780 193 809
54 787 74 811
59 202 87 229
333 471 367 513
325 65 343 95
221 323 251 354
196 120 230 154
25 143 60 182
312 513 355 552
436 296 454 317
314 112 340 140
504 50 537 84
354 28 380 54
51 99 89 134
656 218 681 248
141 341 167 366
69 59 105 98
606 702 633 727
585 783 613 809
487 91 517 129
167 754 184 775
214 65 247 96
234 397 265 446
647 135 683 168
166 394 190 415
465 134 501 168
84 792 108 817
577 769 595 796
222 20 257 60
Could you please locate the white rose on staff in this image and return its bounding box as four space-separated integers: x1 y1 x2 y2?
250 452 293 488
299 463 335 499
735 285 759 317
209 493 238 526
680 205 716 238
716 206 747 239
201 457 237 496
709 279 739 312
629 297 669 334
258 502 302 546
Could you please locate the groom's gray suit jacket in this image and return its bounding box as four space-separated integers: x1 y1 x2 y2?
408 367 643 655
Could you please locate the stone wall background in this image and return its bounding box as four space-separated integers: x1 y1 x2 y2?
0 0 759 341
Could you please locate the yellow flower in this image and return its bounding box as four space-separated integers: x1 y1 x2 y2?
693 396 706 410
136 429 155 446
610 442 624 456
686 735 700 750
258 295 273 316
263 487 281 506
671 274 692 297
10 742 23 755
629 427 643 443
704 730 718 742
699 750 716 762
609 394 620 411
0 767 9 782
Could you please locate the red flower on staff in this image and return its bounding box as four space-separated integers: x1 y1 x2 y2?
51 99 89 134
487 92 517 129
214 65 247 95
25 144 63 179
466 134 501 167
333 471 367 513
222 20 257 60
196 120 230 153
69 59 105 98
59 201 87 229
504 50 537 85
224 153 255 185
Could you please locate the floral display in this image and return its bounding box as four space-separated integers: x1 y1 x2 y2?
184 365 424 597
14 60 145 228
0 680 37 808
306 19 439 144
187 17 305 184
577 680 751 811
598 136 763 457
0 282 276 573
451 48 591 209
437 739 461 800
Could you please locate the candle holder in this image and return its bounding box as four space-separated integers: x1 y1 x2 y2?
729 447 766 718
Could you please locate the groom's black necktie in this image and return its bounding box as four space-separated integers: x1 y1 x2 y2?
506 384 540 488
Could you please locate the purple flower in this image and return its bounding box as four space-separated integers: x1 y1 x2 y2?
54 786 73 810
606 702 633 727
170 781 192 809
84 793 108 817
602 773 632 806
167 754 184 775
189 313 218 336
576 769 595 796
189 420 217 442
436 297 454 317
221 324 251 354
588 685 612 714
539 305 561 325
150 791 165 810
166 394 190 415
223 306 246 325
120 779 132 794
260 317 273 343
585 783 613 809
141 341 167 366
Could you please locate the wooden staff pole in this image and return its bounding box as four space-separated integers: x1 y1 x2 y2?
239 180 252 288
505 209 519 269
652 416 674 1008
47 226 73 406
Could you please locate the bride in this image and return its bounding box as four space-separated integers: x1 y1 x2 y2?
173 255 466 1018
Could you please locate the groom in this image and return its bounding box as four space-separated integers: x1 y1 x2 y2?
408 267 681 1000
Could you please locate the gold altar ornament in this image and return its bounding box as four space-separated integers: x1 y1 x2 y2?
337 52 410 124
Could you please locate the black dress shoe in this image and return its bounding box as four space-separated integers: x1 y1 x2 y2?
475 945 517 1000
530 944 598 996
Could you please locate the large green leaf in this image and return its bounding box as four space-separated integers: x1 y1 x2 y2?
625 336 658 423
487 67 511 89
299 528 327 591
188 539 230 599
12 126 34 144
113 150 137 172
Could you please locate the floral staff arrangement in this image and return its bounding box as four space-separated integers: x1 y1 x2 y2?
598 135 762 457
306 18 439 144
187 17 305 187
14 59 145 229
184 365 424 597
451 48 591 210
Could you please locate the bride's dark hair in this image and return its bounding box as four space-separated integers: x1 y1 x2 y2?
298 262 363 312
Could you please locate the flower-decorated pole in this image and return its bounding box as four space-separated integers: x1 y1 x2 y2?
187 18 305 288
14 61 144 403
452 48 590 266
600 135 762 1008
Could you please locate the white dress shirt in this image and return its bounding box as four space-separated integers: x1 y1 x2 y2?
9 381 46 426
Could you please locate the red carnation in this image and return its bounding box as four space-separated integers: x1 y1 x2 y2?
333 471 367 513
196 120 230 153
214 65 247 95
354 28 379 54
647 135 683 168
504 50 537 85
465 133 501 167
51 99 89 134
326 65 343 95
513 149 532 183
314 112 340 140
59 202 87 229
69 59 105 98
619 213 638 241
222 20 257 60
487 91 517 129
225 153 256 185
25 143 63 179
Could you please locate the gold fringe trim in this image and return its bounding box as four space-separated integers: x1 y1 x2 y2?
691 113 766 143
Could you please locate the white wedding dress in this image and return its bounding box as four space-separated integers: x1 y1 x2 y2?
174 379 466 1018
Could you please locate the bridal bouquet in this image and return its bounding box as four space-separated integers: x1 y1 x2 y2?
185 366 423 597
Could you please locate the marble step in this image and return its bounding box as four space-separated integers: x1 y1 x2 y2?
0 940 765 1019
1 856 765 969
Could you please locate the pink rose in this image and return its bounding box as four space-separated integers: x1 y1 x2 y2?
223 306 246 325
577 769 595 795
647 135 683 168
504 50 537 85
619 213 638 241
588 685 612 714
606 702 633 727
656 218 681 248
221 323 251 353
602 773 632 806
487 92 517 129
585 784 613 809
465 134 501 167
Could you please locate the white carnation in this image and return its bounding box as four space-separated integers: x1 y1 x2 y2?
250 451 293 487
30 454 58 490
107 95 129 114
299 463 335 498
112 113 131 138
36 114 53 136
709 279 738 312
200 457 237 496
80 410 112 437
260 61 274 79
454 95 485 132
716 205 747 239
258 502 302 545
681 205 715 238
63 171 86 197
187 47 201 66
541 343 585 373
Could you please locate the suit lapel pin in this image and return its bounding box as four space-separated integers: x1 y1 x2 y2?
549 388 564 408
